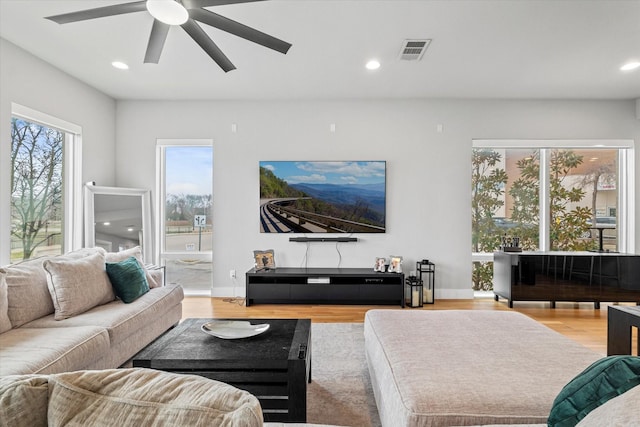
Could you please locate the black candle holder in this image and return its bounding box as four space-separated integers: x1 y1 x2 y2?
405 276 423 308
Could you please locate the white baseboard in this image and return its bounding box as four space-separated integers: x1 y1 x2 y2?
210 286 244 298
436 288 475 299
182 288 213 297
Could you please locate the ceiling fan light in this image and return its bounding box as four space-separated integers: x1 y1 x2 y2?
146 0 188 26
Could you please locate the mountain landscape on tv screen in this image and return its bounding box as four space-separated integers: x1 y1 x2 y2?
289 183 385 217
259 162 386 233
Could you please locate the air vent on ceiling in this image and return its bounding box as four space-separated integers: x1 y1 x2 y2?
399 39 431 61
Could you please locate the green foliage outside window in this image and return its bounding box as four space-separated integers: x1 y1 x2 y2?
472 148 599 291
471 149 507 290
510 150 593 251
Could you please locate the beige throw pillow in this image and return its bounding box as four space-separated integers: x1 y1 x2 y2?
0 257 54 328
48 369 263 427
575 383 640 426
0 247 107 327
0 272 12 333
105 246 159 289
44 251 115 320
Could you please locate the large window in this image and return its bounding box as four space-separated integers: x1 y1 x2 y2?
7 104 82 264
471 140 634 292
156 140 213 295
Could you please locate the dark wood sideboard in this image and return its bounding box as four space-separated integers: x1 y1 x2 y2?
493 251 640 308
246 267 405 307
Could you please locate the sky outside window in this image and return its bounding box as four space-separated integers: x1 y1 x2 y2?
166 146 213 196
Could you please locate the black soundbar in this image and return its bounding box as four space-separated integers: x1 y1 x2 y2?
289 237 358 243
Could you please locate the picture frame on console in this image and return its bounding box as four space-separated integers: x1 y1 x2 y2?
254 249 276 271
388 256 403 273
374 257 387 272
373 257 387 273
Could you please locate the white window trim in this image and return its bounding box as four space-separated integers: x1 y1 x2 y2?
471 139 635 263
155 139 213 296
3 104 83 265
473 139 634 149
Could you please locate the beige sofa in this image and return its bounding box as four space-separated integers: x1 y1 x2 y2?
364 309 613 427
0 247 183 376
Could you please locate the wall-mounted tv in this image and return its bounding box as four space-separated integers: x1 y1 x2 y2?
260 161 386 233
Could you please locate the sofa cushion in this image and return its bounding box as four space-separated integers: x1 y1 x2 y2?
548 355 640 427
0 374 49 427
105 246 159 289
148 267 163 288
1 247 106 327
0 326 110 376
575 383 640 426
1 256 54 328
44 251 115 320
106 256 149 303
24 285 184 348
47 368 263 427
0 271 12 333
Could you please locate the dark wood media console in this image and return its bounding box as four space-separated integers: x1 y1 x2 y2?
493 251 640 308
246 267 405 307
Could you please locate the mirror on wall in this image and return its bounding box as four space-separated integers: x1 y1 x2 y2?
84 184 153 263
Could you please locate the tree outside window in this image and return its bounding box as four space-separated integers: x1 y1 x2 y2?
509 150 594 251
10 118 64 261
471 149 507 290
471 147 617 290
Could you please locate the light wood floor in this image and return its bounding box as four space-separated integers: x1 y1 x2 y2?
183 297 640 356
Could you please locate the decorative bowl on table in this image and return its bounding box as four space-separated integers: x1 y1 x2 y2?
201 320 270 339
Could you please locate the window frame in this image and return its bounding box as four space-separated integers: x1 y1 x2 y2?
155 139 213 295
2 103 83 265
472 139 635 263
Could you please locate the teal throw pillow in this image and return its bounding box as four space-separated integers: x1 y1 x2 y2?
547 355 640 427
105 256 149 303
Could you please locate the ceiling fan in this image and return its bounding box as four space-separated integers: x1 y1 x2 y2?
45 0 292 72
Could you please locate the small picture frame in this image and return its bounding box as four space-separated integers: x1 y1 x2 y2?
374 257 387 272
253 249 275 270
388 255 403 273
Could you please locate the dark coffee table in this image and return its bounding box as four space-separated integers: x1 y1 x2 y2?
607 305 640 356
133 318 311 422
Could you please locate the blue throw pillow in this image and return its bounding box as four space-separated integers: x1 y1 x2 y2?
547 355 640 427
105 256 149 303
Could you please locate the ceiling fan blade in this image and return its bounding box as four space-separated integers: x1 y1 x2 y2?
181 19 236 72
144 20 170 64
183 0 266 8
45 1 148 24
189 8 291 54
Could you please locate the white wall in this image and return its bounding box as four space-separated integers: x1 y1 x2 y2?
2 38 637 294
116 99 640 298
0 39 117 265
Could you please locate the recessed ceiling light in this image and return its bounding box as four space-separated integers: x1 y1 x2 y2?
366 60 381 70
620 61 640 71
146 0 188 25
103 222 111 226
112 61 129 70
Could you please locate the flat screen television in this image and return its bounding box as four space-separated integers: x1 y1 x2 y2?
260 161 386 233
